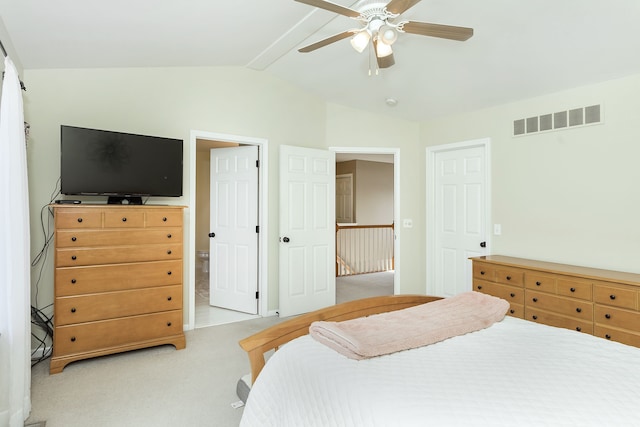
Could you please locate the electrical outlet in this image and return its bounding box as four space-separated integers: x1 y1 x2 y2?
403 219 413 228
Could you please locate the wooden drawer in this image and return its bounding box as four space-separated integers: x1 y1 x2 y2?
506 303 524 319
556 278 592 301
56 243 182 267
104 210 145 228
526 290 593 321
594 305 640 333
594 325 640 348
593 283 638 310
525 272 556 293
55 209 102 229
52 310 183 356
473 263 496 281
474 280 524 305
55 285 182 325
146 209 183 227
526 308 593 334
56 228 182 248
495 267 524 286
55 260 182 296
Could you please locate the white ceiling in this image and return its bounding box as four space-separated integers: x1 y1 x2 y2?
2 0 640 122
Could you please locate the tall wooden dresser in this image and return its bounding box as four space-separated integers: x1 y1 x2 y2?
51 204 186 374
471 255 640 348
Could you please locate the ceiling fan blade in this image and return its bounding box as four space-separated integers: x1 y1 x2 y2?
385 0 422 15
373 39 396 69
400 21 473 41
298 30 356 53
376 52 395 69
294 0 361 18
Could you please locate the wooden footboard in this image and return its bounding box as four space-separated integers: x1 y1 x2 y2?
239 295 442 382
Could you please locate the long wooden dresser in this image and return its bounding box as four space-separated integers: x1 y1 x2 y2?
471 255 640 348
51 204 186 374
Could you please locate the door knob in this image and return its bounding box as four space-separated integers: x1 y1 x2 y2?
208 232 215 238
480 241 486 248
282 237 290 243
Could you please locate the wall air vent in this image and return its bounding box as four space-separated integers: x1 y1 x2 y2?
513 104 602 137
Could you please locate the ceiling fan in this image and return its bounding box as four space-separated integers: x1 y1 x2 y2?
295 0 473 69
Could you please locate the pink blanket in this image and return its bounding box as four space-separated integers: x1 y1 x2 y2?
309 292 509 360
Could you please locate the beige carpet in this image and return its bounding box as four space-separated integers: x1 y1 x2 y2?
336 271 394 304
26 271 393 427
26 316 283 427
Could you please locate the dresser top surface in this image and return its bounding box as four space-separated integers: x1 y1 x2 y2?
472 255 640 286
51 204 186 210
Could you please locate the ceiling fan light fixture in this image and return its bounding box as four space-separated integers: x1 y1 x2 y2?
379 25 398 45
375 37 393 58
350 30 371 53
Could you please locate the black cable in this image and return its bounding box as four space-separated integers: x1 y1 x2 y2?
30 177 61 365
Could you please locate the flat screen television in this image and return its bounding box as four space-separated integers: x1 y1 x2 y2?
60 125 183 204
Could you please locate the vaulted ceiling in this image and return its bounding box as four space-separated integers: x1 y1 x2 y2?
2 0 640 122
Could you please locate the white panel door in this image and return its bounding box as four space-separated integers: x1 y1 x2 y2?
279 145 335 317
434 145 487 297
336 174 353 223
209 146 258 314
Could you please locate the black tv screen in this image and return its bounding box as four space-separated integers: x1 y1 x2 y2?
60 125 183 203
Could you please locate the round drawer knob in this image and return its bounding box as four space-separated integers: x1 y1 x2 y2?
122 217 127 222
167 322 172 327
532 315 538 320
167 250 172 255
480 271 485 275
506 276 512 280
167 234 172 239
71 236 77 242
536 281 541 286
605 334 612 340
167 271 172 275
70 336 76 342
576 327 582 332
532 298 538 303
71 307 76 313
576 307 582 313
163 217 168 222
509 309 515 314
477 285 482 290
77 218 83 223
605 313 611 319
167 296 172 301
610 294 616 300
570 288 576 292
510 293 515 298
71 255 77 260
71 279 77 284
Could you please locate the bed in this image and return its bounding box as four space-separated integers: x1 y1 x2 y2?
238 294 640 426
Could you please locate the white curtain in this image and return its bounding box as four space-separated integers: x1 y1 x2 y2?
0 57 31 427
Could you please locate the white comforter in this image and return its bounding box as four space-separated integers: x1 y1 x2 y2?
241 317 640 426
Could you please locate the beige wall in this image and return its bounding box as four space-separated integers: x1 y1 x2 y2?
420 73 640 274
355 160 393 225
195 149 211 253
336 159 393 224
22 66 424 324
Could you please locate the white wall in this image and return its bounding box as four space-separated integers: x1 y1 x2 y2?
22 66 425 325
326 103 424 293
421 73 640 274
23 66 327 323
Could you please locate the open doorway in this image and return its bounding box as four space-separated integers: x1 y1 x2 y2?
332 148 400 303
188 131 268 329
